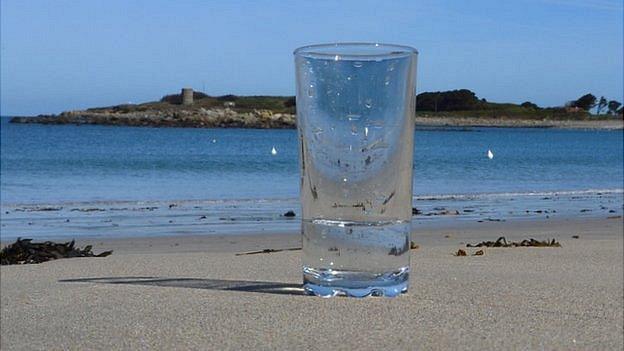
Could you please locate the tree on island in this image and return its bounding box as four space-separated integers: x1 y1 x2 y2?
520 101 540 109
416 89 484 111
217 95 239 102
607 100 622 115
284 96 296 108
571 93 597 111
596 96 608 115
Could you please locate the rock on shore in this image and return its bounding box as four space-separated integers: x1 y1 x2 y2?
10 109 623 130
10 108 296 129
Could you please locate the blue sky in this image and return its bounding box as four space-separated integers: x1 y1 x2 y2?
1 0 622 115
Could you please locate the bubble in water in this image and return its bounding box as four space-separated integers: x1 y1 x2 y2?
312 127 324 136
346 76 352 81
353 61 363 68
307 84 315 97
364 99 373 109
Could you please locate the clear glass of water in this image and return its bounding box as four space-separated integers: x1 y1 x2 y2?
294 43 418 297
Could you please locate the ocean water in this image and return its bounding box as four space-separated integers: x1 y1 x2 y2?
2 117 622 203
1 117 623 239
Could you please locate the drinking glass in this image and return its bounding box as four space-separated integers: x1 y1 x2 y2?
294 43 417 297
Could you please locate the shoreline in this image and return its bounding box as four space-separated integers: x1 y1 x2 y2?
2 189 622 241
8 112 623 130
415 116 624 130
2 216 622 349
1 215 616 252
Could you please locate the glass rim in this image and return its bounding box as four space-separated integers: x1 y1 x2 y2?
294 42 418 59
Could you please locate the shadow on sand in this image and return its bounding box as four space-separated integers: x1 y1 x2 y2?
59 276 305 296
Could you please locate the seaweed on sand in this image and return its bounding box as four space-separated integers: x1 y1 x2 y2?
236 241 421 256
0 238 113 265
466 236 561 248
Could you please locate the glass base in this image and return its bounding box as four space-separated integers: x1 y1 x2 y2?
303 266 409 298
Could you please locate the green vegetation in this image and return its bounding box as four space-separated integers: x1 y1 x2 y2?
159 93 296 113
608 100 622 114
214 95 295 113
415 90 622 120
568 93 597 111
85 89 622 121
565 93 624 116
416 89 485 111
86 93 295 114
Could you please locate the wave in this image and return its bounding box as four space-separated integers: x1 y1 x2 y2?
0 197 300 209
2 188 622 208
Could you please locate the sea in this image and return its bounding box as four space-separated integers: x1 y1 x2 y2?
1 117 622 239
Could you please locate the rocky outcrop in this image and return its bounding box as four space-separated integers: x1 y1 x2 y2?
10 108 296 129
10 110 622 130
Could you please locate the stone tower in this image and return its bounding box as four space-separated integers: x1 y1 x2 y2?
181 88 193 105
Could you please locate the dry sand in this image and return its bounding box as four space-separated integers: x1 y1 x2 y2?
1 217 622 350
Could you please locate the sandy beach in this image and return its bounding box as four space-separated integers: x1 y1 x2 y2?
1 217 622 350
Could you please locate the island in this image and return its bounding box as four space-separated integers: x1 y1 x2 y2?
10 88 623 129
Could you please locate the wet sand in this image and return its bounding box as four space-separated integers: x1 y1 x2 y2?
1 217 622 350
1 190 621 241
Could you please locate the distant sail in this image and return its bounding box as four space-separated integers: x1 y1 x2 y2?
271 146 277 155
487 149 494 159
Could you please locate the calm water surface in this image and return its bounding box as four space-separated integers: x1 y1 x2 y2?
2 117 622 204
